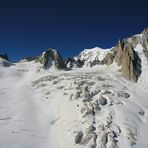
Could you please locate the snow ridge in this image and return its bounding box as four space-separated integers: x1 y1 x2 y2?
77 47 111 66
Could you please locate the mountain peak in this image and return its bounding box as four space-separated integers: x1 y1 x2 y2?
0 53 9 61
0 53 11 67
36 48 65 69
64 28 148 82
77 47 111 67
143 27 148 33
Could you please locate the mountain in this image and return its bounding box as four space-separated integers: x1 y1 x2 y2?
0 28 148 148
103 28 148 82
66 28 148 82
65 47 112 68
24 48 65 69
0 53 11 67
102 39 142 82
22 28 148 82
64 57 84 68
0 53 9 61
76 47 111 67
36 48 65 69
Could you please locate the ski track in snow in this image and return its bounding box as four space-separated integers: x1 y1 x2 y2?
0 61 148 148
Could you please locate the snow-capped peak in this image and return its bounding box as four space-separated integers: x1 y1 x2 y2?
77 47 111 66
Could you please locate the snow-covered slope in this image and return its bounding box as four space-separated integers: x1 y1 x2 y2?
0 61 62 148
0 58 148 148
0 28 148 148
76 47 111 67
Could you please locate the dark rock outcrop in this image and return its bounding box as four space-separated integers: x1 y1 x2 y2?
64 57 84 68
89 60 100 67
103 40 142 82
36 48 65 69
25 57 37 62
102 28 148 82
115 40 141 81
143 49 148 60
99 97 107 105
103 51 115 66
75 131 83 144
0 53 9 61
142 28 148 50
0 53 11 67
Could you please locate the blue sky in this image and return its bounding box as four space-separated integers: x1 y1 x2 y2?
0 0 148 61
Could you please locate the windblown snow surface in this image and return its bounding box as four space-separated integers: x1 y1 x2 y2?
0 53 148 148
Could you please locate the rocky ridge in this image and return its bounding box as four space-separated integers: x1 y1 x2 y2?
0 53 11 67
102 28 148 81
2 28 147 82
103 40 142 82
66 28 148 82
0 53 9 61
36 48 65 69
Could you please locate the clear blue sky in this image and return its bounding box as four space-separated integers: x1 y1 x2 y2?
0 0 148 61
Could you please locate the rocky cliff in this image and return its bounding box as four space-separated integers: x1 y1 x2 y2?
103 28 148 81
104 40 141 81
64 57 84 68
0 53 11 67
66 28 148 82
0 53 9 61
22 28 148 82
36 48 65 69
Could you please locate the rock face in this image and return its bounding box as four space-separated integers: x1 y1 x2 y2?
0 53 11 67
102 40 142 82
64 57 84 68
75 131 83 144
129 28 148 61
65 28 148 82
129 28 148 50
35 28 147 82
103 51 115 66
25 57 37 62
144 49 148 60
36 48 65 69
114 40 141 81
99 97 107 105
103 28 148 82
0 53 9 61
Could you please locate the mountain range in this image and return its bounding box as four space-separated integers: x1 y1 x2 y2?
14 27 148 82
0 28 148 148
